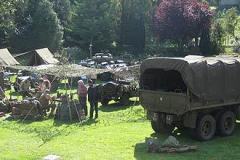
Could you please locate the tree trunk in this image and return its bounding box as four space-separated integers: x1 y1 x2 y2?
195 37 199 47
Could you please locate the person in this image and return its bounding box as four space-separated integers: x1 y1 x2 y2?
43 75 51 91
77 80 88 116
20 78 32 97
0 71 4 90
37 78 44 91
88 79 98 119
0 86 5 99
0 86 8 113
39 89 56 116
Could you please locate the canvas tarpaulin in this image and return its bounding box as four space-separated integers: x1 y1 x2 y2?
140 55 240 101
29 48 59 66
0 48 19 66
7 64 109 78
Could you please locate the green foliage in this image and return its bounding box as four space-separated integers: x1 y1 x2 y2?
66 0 117 51
120 0 153 54
221 8 240 38
50 0 72 26
0 0 238 57
210 18 225 54
10 0 63 52
0 0 18 47
206 8 240 55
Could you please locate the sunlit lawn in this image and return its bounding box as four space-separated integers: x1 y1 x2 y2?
1 86 240 159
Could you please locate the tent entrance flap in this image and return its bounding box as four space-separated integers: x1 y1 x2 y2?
141 69 187 93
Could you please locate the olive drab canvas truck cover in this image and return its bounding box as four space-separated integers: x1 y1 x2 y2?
140 55 240 103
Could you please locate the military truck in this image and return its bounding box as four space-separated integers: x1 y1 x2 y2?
98 81 138 106
140 56 240 141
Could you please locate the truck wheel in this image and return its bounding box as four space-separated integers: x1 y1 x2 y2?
120 94 130 105
101 99 109 106
196 114 216 141
151 120 161 133
217 111 236 136
151 114 174 134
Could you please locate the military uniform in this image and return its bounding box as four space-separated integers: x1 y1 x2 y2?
88 84 98 119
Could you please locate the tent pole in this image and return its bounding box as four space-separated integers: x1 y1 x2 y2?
35 53 37 66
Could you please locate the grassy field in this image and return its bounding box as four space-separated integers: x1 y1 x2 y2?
1 82 240 160
1 101 240 160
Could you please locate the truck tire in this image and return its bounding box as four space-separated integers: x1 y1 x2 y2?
101 99 109 106
120 94 130 106
217 111 236 136
151 114 174 134
195 114 216 141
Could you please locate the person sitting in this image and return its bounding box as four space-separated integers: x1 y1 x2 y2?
39 89 56 116
20 78 32 98
43 75 51 91
0 86 8 113
37 78 44 92
37 78 51 94
0 86 5 99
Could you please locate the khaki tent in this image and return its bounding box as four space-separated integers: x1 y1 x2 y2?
0 48 19 66
29 48 59 66
140 55 240 102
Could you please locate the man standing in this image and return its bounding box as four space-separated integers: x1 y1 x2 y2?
88 79 98 119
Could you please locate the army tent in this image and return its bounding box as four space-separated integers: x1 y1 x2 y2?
0 48 19 66
29 48 59 66
140 55 240 102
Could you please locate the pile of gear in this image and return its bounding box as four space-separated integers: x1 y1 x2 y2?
145 136 197 153
55 95 86 121
11 99 42 119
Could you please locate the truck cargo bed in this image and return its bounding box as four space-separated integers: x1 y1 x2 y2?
139 89 188 115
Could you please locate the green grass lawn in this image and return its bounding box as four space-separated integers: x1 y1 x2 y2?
1 82 240 160
1 101 240 160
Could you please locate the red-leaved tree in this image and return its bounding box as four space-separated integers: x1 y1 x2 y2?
153 0 213 51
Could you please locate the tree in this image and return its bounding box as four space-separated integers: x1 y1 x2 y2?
50 0 72 26
153 0 213 52
66 0 117 52
11 0 63 52
119 0 149 54
0 0 18 47
221 8 240 40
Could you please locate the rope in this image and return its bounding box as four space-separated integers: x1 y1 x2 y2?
66 76 82 123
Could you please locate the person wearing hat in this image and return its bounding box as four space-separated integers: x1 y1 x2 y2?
88 79 98 119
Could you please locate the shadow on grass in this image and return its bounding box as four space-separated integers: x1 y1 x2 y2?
134 122 240 160
99 100 140 112
3 114 46 124
53 117 98 127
